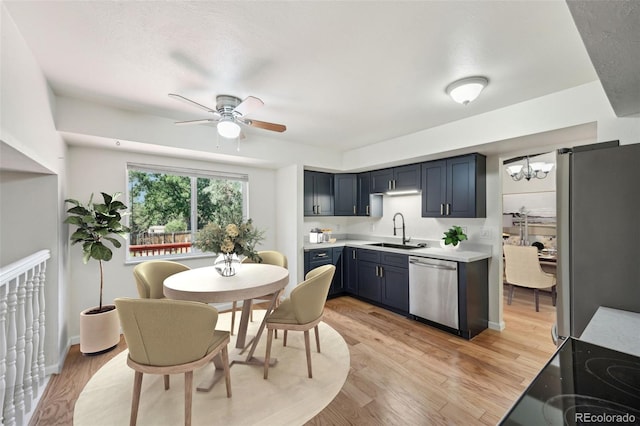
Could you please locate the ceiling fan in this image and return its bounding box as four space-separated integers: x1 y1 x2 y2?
168 93 286 139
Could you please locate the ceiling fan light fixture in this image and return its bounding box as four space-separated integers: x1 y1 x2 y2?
446 76 489 105
217 118 241 139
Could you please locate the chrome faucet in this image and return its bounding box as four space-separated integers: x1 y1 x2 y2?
392 212 411 245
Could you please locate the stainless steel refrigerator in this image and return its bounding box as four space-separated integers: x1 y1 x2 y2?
556 141 640 341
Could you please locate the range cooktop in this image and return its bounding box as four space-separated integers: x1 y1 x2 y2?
501 337 640 425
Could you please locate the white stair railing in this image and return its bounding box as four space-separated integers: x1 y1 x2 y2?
0 250 50 426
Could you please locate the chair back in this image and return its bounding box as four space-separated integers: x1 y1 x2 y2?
115 298 219 366
503 245 555 289
133 260 190 299
290 264 335 324
241 250 288 269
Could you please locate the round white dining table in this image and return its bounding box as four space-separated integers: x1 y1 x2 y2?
163 263 289 391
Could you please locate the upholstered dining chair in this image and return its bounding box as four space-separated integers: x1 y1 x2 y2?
115 298 231 426
230 250 288 335
133 260 190 299
503 245 556 312
263 264 335 379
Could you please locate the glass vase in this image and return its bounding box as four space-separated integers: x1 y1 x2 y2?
214 253 240 277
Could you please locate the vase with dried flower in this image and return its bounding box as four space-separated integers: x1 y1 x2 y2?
194 218 264 276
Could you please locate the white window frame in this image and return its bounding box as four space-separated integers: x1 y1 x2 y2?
125 163 249 263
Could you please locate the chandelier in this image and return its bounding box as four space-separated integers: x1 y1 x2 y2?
506 156 554 181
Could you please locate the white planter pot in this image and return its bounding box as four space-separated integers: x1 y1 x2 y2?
80 305 120 355
440 240 461 250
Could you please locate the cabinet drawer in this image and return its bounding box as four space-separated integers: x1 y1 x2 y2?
357 249 380 263
309 249 332 262
381 252 408 269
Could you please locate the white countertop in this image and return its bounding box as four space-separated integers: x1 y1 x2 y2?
580 307 640 358
303 239 491 263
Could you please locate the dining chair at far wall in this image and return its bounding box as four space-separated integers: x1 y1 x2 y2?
263 264 335 380
503 245 556 312
133 260 190 299
115 298 231 426
230 250 288 335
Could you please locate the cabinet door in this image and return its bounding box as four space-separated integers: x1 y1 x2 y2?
380 265 409 312
334 174 357 216
303 171 316 216
344 247 358 294
393 164 420 191
314 172 334 216
357 260 381 302
370 168 394 193
421 160 447 217
330 247 343 296
447 155 484 218
357 172 371 216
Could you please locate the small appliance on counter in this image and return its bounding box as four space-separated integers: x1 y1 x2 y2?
500 337 640 425
309 228 333 243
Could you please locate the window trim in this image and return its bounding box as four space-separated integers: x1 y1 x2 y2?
125 163 249 263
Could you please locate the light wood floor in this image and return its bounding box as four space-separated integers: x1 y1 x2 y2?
29 286 556 425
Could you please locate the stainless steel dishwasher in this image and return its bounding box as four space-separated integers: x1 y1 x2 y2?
408 257 458 330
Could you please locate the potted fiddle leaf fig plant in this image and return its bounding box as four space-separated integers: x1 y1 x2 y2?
441 225 468 250
65 192 130 354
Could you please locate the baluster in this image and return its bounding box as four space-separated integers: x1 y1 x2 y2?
37 262 46 382
23 268 35 412
14 274 27 426
30 266 40 397
4 281 18 426
0 285 8 426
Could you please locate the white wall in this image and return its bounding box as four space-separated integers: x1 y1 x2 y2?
65 145 278 341
0 4 68 373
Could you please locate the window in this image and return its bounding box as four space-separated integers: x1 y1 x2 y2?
126 163 248 260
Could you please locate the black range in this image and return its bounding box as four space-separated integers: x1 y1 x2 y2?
501 337 640 425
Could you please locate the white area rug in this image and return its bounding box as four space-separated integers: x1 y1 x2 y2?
74 310 349 426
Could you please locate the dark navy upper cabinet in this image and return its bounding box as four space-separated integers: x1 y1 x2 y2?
304 170 334 216
370 168 394 193
421 154 486 218
371 164 420 193
334 173 357 216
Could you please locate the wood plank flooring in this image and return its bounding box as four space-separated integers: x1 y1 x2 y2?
29 286 556 425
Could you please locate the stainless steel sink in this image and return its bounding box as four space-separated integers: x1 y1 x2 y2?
366 242 424 250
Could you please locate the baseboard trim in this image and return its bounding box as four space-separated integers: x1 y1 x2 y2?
488 320 505 331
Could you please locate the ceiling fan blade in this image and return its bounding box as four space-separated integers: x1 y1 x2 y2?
168 93 218 114
174 118 218 126
244 119 287 133
233 96 264 117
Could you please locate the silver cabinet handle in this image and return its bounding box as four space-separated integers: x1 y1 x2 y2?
353 205 356 214
352 250 356 260
440 204 444 215
316 253 328 258
366 205 369 216
388 180 392 190
446 203 450 216
379 266 384 277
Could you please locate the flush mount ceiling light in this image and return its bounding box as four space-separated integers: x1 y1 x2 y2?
506 156 554 181
446 76 489 105
216 117 242 139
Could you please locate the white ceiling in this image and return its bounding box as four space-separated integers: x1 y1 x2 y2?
4 0 603 152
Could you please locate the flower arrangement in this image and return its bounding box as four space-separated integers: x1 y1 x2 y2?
194 218 264 262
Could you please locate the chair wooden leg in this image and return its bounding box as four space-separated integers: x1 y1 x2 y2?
221 346 232 397
314 325 321 353
552 285 557 306
304 330 312 378
184 371 193 426
264 328 274 379
164 374 170 390
534 289 540 312
250 308 254 322
283 330 288 347
231 301 237 335
130 371 143 426
507 284 514 305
